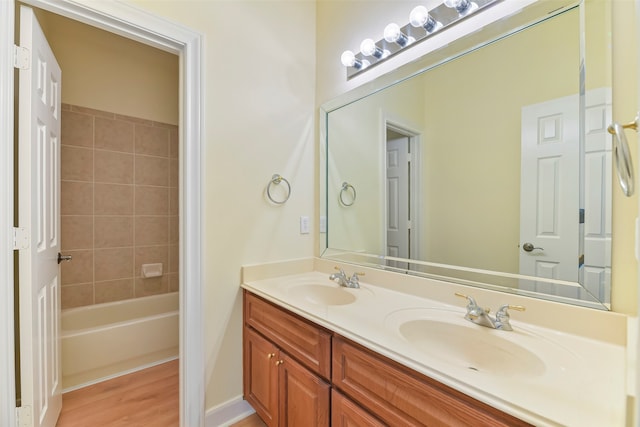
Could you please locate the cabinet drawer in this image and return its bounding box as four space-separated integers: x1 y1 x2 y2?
244 291 331 379
332 336 531 427
332 389 386 427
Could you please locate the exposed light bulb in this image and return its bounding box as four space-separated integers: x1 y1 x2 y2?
360 38 385 59
444 0 477 15
341 50 368 69
384 23 411 47
409 5 441 33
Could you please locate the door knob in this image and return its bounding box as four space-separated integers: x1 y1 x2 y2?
522 243 544 252
57 253 72 264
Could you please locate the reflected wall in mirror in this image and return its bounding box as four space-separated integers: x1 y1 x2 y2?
321 0 612 310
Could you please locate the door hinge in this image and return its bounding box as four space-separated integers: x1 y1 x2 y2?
407 220 412 230
15 405 32 427
13 227 29 250
13 45 29 70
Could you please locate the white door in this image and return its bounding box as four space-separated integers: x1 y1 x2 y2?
386 136 410 268
582 88 612 303
520 94 580 285
18 6 63 427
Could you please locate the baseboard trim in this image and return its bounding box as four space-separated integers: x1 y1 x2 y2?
205 396 255 427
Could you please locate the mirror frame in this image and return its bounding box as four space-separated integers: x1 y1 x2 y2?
319 0 612 311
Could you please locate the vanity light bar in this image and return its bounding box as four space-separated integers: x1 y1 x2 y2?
341 0 501 79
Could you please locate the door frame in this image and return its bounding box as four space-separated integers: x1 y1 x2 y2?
0 1 205 426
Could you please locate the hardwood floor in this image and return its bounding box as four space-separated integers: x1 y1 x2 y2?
230 413 267 427
56 359 179 427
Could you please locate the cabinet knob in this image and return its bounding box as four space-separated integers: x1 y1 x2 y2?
267 353 275 359
275 360 284 366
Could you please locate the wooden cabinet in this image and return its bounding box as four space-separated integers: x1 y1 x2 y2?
243 291 330 427
332 336 531 427
243 290 531 427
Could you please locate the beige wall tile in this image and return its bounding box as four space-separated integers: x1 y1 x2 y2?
62 110 93 148
169 187 179 216
95 116 134 153
134 245 168 278
135 276 169 297
94 247 134 281
168 274 179 293
61 249 93 285
169 244 179 274
135 124 169 157
135 216 168 246
169 216 179 245
59 104 180 309
61 181 93 215
95 279 135 304
135 155 168 186
95 150 134 184
169 126 178 159
61 216 93 250
62 283 94 309
135 186 168 215
61 146 93 182
169 158 179 188
95 216 133 248
95 183 134 215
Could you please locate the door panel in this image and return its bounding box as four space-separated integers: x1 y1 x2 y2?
520 94 579 291
386 136 410 269
18 6 62 427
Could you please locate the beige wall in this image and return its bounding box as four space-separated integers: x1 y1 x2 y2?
60 104 179 309
109 0 317 410
35 10 179 125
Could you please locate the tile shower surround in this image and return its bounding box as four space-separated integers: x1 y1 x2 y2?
60 104 179 309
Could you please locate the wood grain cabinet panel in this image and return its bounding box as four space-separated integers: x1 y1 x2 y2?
331 389 386 427
279 353 330 427
244 291 332 379
332 336 531 427
243 327 279 427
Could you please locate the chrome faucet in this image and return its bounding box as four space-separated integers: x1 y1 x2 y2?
329 267 363 288
455 292 525 331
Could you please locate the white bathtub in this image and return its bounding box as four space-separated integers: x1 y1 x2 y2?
61 292 179 391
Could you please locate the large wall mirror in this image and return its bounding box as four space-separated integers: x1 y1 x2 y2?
320 0 613 310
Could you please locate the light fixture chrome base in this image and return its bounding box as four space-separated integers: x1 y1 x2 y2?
345 0 501 79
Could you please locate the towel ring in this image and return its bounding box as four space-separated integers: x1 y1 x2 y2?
267 174 291 204
339 182 356 206
607 115 636 197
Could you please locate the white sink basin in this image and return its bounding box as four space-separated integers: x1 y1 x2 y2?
287 284 357 306
398 318 546 377
385 307 580 379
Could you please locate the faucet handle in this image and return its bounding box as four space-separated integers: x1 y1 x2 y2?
454 292 478 308
496 304 526 316
495 304 525 331
333 266 346 275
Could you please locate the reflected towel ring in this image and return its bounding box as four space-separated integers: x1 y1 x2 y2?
339 182 356 206
267 174 291 204
607 115 636 197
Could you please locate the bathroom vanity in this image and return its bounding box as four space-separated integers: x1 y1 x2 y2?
242 259 628 427
244 290 529 426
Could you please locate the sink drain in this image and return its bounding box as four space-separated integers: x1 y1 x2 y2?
467 366 479 372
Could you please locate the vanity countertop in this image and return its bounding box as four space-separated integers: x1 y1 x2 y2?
241 260 627 427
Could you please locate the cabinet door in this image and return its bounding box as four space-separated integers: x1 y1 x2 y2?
332 389 386 427
244 328 279 427
278 353 330 427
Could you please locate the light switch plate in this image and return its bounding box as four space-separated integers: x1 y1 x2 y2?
300 216 310 234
